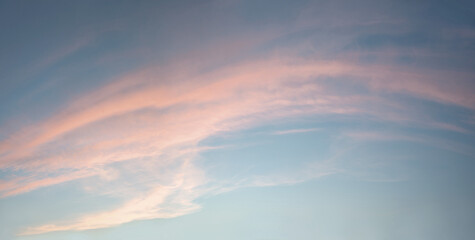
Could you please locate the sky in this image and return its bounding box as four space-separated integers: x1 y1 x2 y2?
0 0 474 239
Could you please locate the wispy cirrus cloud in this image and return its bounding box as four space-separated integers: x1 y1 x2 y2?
19 158 206 236
272 128 321 135
2 51 474 235
1 20 474 236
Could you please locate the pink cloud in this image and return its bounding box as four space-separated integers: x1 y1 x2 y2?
0 50 472 235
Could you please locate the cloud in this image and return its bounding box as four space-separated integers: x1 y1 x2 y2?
272 128 321 135
2 57 362 235
345 130 475 157
19 159 205 235
1 36 474 235
0 169 95 198
0 59 358 170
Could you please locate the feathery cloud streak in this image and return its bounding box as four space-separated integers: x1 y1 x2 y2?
0 49 473 234
1 1 475 234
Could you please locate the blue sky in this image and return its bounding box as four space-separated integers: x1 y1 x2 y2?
0 0 475 239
